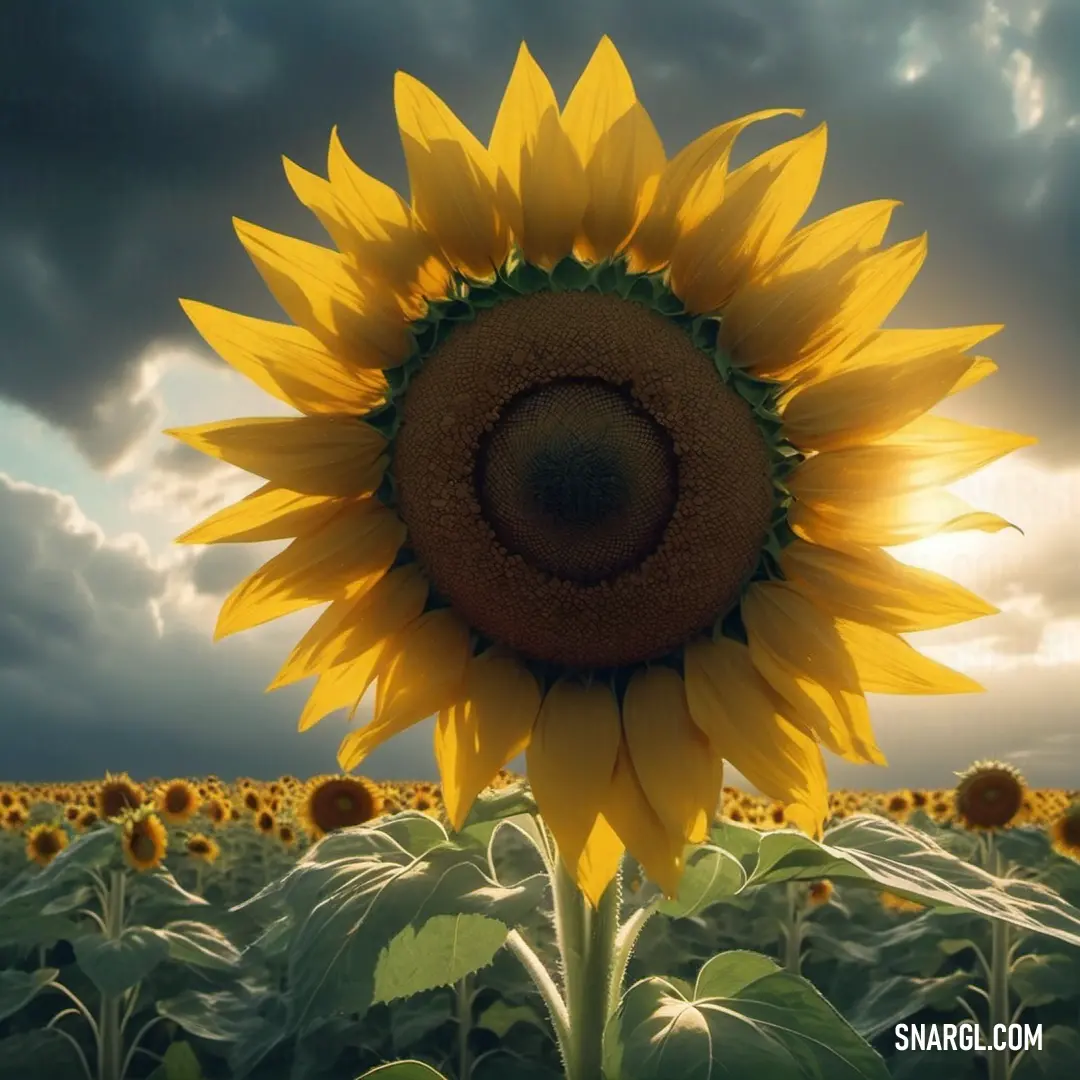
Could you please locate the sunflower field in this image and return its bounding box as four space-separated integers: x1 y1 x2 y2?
1 771 1079 1080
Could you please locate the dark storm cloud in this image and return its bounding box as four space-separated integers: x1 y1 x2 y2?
1 0 1078 466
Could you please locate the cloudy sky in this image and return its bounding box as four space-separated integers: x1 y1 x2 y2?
1 0 1077 790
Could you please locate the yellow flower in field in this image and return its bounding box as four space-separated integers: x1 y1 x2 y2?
1050 804 1080 861
880 890 925 914
26 824 68 867
954 761 1025 832
254 808 277 835
205 796 231 827
156 779 202 824
121 811 168 872
277 823 297 849
300 775 382 839
807 880 833 906
3 807 27 831
98 773 144 821
185 833 221 863
171 37 1031 903
883 790 912 821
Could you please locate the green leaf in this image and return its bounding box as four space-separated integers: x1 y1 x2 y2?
709 819 766 870
248 818 547 1037
1012 1024 1080 1080
74 926 170 996
1010 951 1080 1006
693 950 780 998
389 992 455 1052
0 827 116 913
129 868 210 910
460 782 537 834
0 1028 85 1076
843 971 972 1039
160 920 242 971
374 913 509 1003
475 1000 547 1038
0 967 59 1022
39 883 96 915
160 1040 204 1080
356 1063 449 1080
605 970 890 1080
657 845 746 918
747 815 1080 946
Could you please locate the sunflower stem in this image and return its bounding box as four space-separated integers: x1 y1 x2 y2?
608 901 656 1021
987 836 1011 1080
97 869 126 1080
783 882 804 975
455 974 472 1080
554 856 620 1080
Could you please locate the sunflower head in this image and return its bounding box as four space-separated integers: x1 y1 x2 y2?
880 890 925 914
255 809 277 835
3 807 27 831
807 880 834 906
953 761 1026 831
120 810 168 872
1050 804 1080 861
278 823 297 848
884 790 912 819
300 775 383 839
172 36 1032 904
242 789 263 813
185 833 220 863
78 809 100 831
156 779 201 824
98 772 145 821
25 823 68 867
205 796 230 826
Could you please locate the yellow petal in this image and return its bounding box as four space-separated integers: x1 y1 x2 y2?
669 123 827 314
338 608 470 770
233 218 408 365
435 651 541 830
722 234 927 380
627 109 805 273
164 417 388 497
575 814 626 907
282 156 359 257
622 666 724 845
828 324 1003 375
784 802 824 839
395 72 511 279
180 300 386 416
765 200 900 276
601 740 685 898
526 679 622 873
948 355 997 395
488 43 587 268
269 564 428 690
684 637 828 821
743 582 884 766
779 539 997 633
781 348 975 452
175 484 344 545
834 619 984 695
789 489 1017 548
301 641 390 733
327 128 452 315
789 415 1036 502
214 500 405 639
561 36 665 262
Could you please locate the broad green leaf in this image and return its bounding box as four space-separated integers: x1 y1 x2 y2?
1010 951 1080 1006
160 1040 204 1080
356 1063 449 1079
389 992 455 1052
709 820 766 870
1012 1024 1080 1080
475 999 547 1038
461 783 539 847
374 914 509 1003
0 828 116 912
246 821 546 1036
130 868 209 910
160 920 242 971
843 971 972 1039
0 967 58 1023
693 950 780 998
0 1028 85 1076
657 845 746 918
747 815 1080 946
40 884 96 916
605 971 890 1080
75 926 169 996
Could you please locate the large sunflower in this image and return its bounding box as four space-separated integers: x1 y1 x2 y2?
171 38 1031 902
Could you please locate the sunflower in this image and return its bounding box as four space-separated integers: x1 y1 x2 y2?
954 760 1026 832
205 796 231 827
880 890 925 914
254 808 277 835
3 807 27 831
807 880 833 906
25 824 68 868
1050 804 1080 861
156 779 202 824
185 834 221 863
300 775 383 839
277 823 297 849
121 811 168 872
98 772 144 821
883 790 912 821
171 37 1031 902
